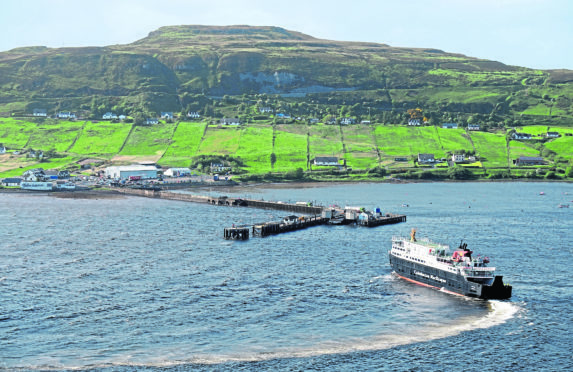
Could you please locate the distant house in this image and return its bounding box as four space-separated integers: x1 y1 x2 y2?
468 124 480 131
308 118 320 124
33 109 47 117
2 177 22 187
546 132 560 138
118 115 127 121
102 112 118 120
187 111 201 119
161 112 174 120
418 153 435 163
58 170 70 179
452 154 465 163
146 118 159 125
57 112 76 119
22 168 46 182
394 157 408 162
408 119 421 126
209 163 231 173
442 123 458 129
104 164 158 180
27 150 43 159
326 117 337 125
259 107 273 113
0 145 6 154
164 167 192 177
340 117 356 125
512 132 532 140
276 113 291 119
221 118 241 126
313 157 340 166
360 120 371 124
515 156 545 166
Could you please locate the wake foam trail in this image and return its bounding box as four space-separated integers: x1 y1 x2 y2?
13 301 520 369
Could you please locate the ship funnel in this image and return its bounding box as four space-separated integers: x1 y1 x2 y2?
410 228 417 242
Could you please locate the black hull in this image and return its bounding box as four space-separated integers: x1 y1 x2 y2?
389 254 512 300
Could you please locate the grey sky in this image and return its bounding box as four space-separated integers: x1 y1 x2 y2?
1 0 571 70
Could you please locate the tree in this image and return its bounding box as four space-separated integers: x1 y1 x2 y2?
566 166 573 179
447 165 472 180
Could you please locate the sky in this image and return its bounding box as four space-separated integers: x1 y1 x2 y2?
1 0 572 70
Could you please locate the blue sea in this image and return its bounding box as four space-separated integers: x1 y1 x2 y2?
1 182 572 371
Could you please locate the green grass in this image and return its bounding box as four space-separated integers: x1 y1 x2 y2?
274 127 308 171
196 126 241 156
70 122 132 155
509 140 540 160
545 136 573 157
27 120 84 152
159 122 206 167
235 125 274 173
309 124 343 159
119 122 176 156
436 128 474 153
470 131 508 167
0 118 36 148
374 126 446 159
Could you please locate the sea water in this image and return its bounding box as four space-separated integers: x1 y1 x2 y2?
0 182 571 371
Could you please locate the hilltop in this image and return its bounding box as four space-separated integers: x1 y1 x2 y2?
0 25 571 124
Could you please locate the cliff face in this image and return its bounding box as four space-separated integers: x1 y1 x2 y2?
0 25 570 118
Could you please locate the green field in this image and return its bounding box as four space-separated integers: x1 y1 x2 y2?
509 140 540 160
196 126 241 156
309 124 343 160
0 118 36 148
470 131 508 167
235 125 274 173
274 126 308 171
27 120 84 152
545 136 573 157
159 122 206 167
374 126 446 159
341 125 378 169
70 122 132 155
119 122 176 156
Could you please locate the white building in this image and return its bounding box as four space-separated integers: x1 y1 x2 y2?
164 168 192 177
313 157 339 166
102 112 118 120
104 165 158 180
452 154 465 163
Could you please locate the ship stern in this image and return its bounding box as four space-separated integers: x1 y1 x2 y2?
480 276 512 300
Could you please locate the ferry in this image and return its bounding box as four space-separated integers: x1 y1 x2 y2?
389 230 512 299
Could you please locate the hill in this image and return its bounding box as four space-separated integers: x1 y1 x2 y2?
0 25 572 124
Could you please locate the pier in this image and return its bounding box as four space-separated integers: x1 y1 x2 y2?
251 215 325 238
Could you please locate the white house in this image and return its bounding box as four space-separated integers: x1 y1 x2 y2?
2 177 22 187
102 112 118 120
418 153 435 163
308 118 320 124
468 124 480 131
259 107 273 113
452 154 465 163
187 111 201 118
408 119 421 126
210 163 231 173
146 118 159 125
340 117 356 125
164 167 192 177
512 132 532 140
221 118 241 125
360 120 371 124
313 157 340 166
33 109 47 117
442 123 458 129
22 168 47 182
0 145 6 154
57 112 76 119
104 165 158 180
546 132 560 138
161 112 174 120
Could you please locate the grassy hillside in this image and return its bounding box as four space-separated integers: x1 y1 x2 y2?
0 25 571 127
2 119 571 181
